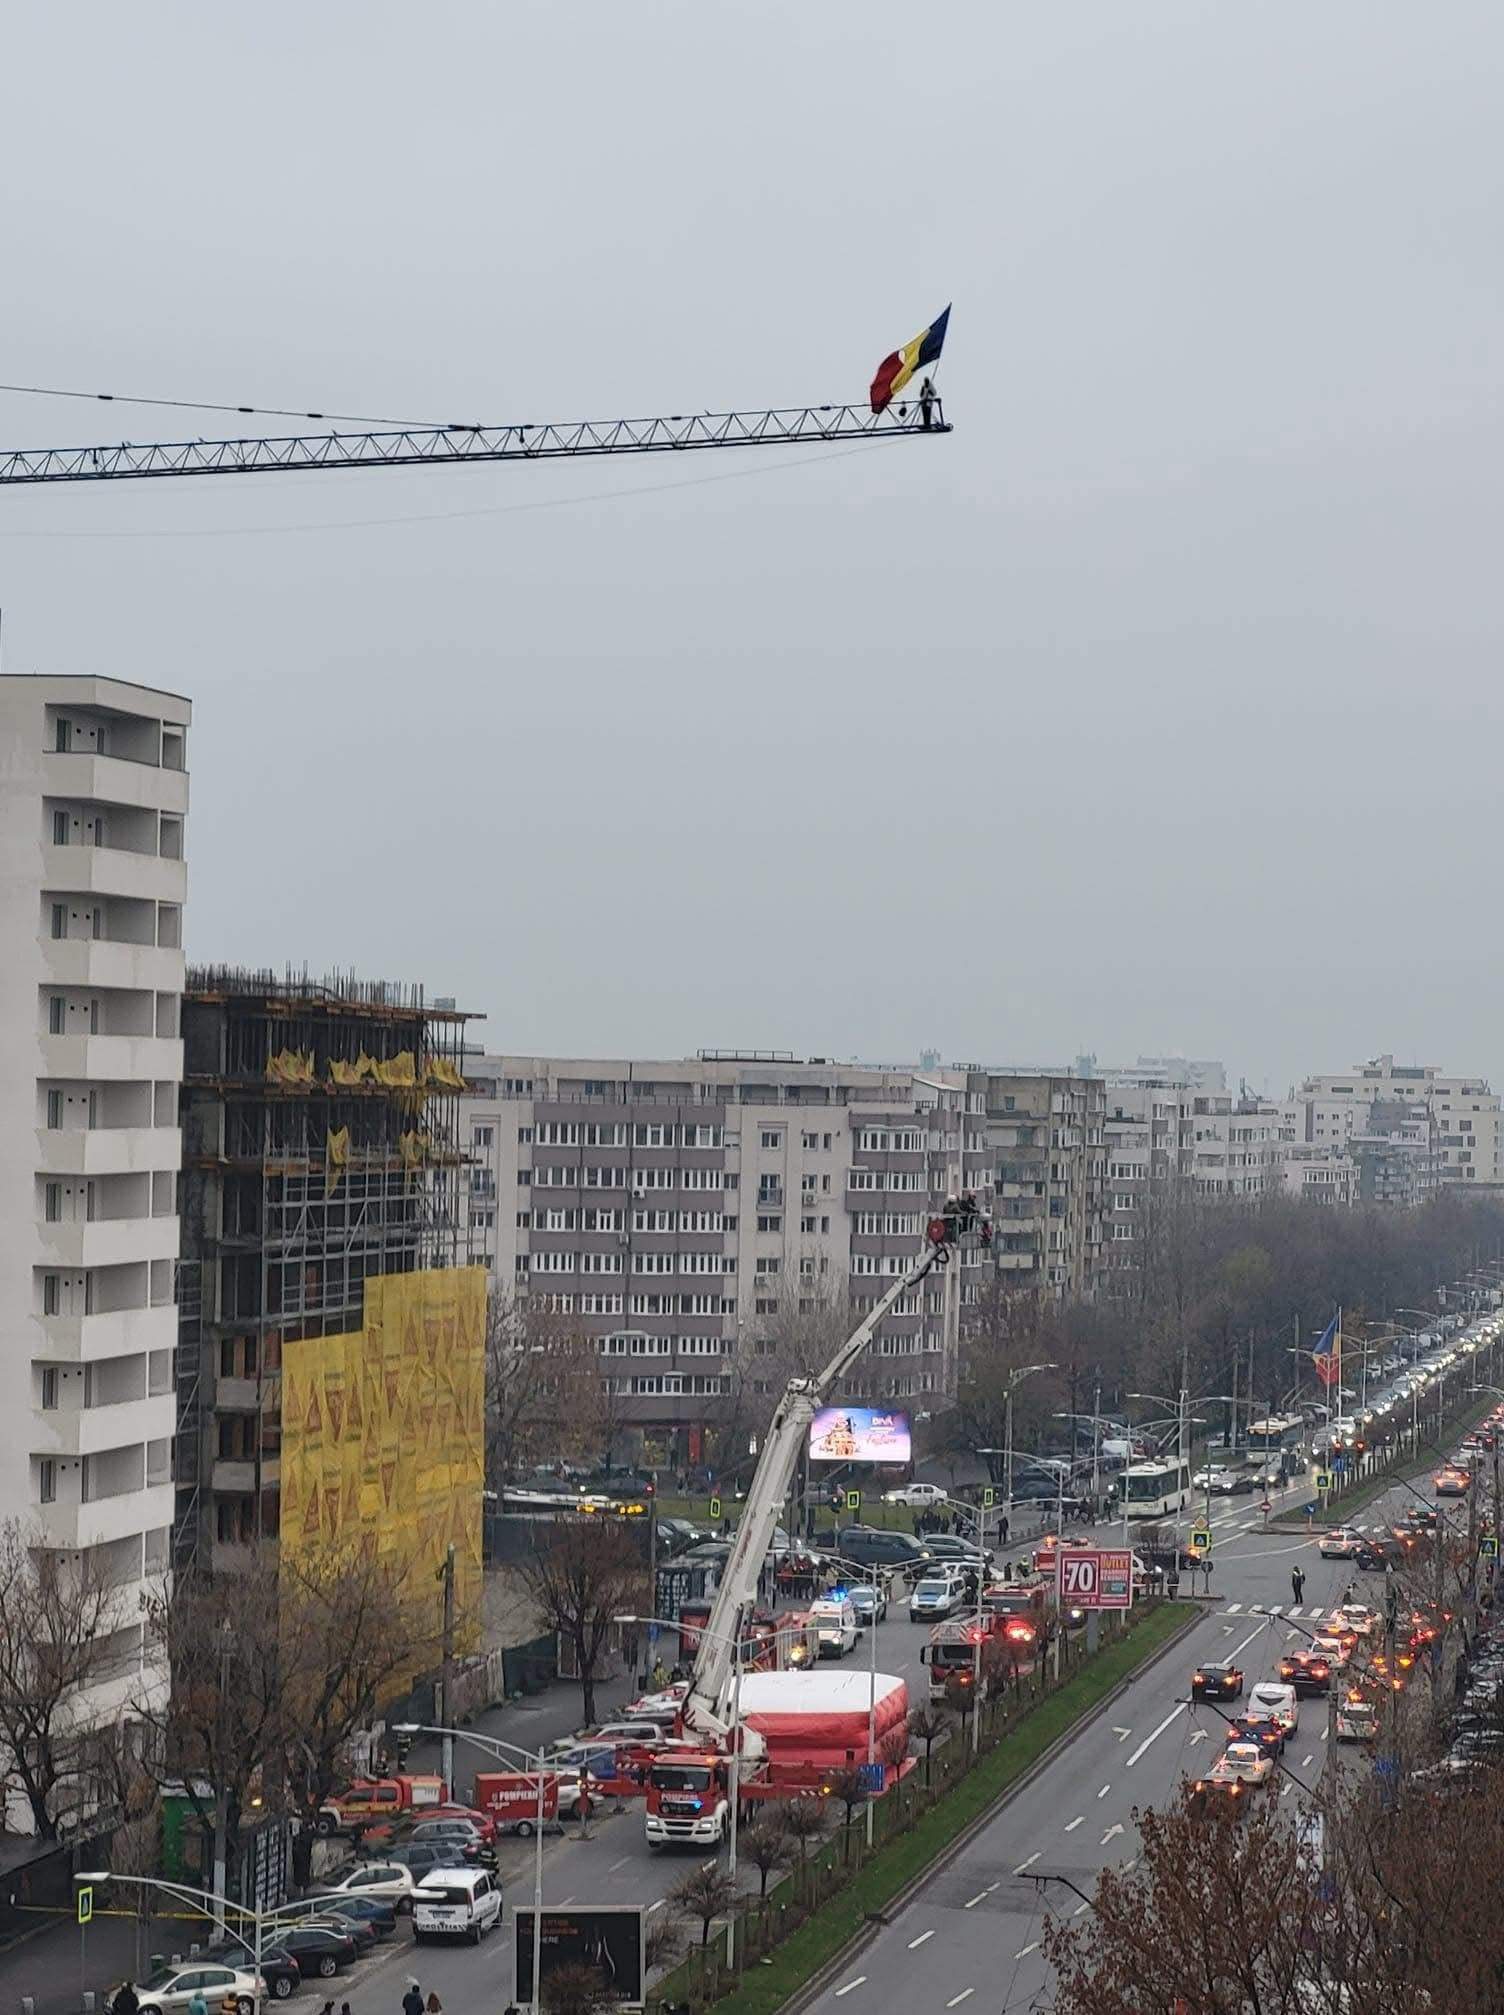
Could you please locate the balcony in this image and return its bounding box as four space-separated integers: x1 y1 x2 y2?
36 1125 181 1178
41 748 189 816
41 937 184 994
34 1482 175 1552
41 843 187 906
35 1394 174 1460
40 1304 177 1364
38 1033 183 1083
37 1214 180 1271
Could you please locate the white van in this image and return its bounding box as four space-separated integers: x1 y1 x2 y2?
412 1865 503 1945
1246 1681 1299 1736
810 1595 859 1657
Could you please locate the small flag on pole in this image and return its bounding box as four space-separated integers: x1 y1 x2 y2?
870 305 951 414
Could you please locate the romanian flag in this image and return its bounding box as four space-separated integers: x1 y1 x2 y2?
869 305 951 414
1313 1312 1342 1389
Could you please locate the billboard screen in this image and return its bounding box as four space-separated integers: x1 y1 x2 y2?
516 1906 645 2006
808 1406 912 1465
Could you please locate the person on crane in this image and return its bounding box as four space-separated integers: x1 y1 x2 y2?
919 377 938 430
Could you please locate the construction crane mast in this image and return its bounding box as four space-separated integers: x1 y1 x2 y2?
0 399 949 487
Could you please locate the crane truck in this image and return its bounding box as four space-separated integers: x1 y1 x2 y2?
644 1204 984 1847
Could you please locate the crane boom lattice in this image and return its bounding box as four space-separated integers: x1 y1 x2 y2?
0 401 949 487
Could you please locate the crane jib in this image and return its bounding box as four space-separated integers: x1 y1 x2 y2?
0 404 952 485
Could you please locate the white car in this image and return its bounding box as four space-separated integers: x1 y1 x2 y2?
116 1961 263 2015
810 1595 860 1657
1335 1603 1378 1639
1319 1527 1362 1558
1219 1740 1274 1786
909 1570 967 1622
883 1482 948 1507
1312 1633 1351 1670
1246 1680 1299 1734
315 1859 418 1909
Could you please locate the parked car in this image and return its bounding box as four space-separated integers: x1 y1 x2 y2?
273 1922 359 1978
408 1816 498 1867
314 1859 418 1909
111 1964 262 2015
315 1893 399 1939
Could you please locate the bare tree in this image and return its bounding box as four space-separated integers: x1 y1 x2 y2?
907 1703 950 1783
541 1961 613 2015
740 1813 794 1897
277 1544 438 1887
0 1521 118 1837
775 1795 830 1884
517 1518 646 1725
824 1764 871 1832
670 1862 738 1946
486 1289 571 1485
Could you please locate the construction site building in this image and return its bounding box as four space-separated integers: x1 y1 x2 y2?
175 967 475 1573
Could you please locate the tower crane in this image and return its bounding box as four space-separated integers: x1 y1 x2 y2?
0 397 948 487
680 1196 987 1757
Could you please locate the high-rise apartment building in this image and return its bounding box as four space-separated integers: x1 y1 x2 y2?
971 1070 1107 1297
460 1052 993 1463
1291 1057 1500 1188
0 674 190 1829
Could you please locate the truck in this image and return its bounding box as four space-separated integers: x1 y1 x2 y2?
471 1769 562 1835
642 1211 979 1844
315 1773 447 1836
919 1619 1014 1704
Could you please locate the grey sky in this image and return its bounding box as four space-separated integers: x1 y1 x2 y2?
3 2 1501 1094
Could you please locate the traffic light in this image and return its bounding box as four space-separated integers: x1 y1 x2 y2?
394 1727 413 1769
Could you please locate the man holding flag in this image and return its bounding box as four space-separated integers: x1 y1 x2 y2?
870 305 951 416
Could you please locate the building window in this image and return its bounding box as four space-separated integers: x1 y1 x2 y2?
760 1129 782 1151
46 1090 64 1129
38 1459 56 1505
50 903 67 941
44 1182 62 1222
40 1368 58 1409
757 1214 782 1234
43 1274 60 1315
472 1125 493 1149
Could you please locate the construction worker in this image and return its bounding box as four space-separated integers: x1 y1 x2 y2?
919 377 937 430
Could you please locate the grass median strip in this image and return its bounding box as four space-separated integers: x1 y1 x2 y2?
708 1601 1193 2015
1270 1391 1498 1530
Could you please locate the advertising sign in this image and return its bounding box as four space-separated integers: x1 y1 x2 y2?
808 1407 911 1465
1056 1546 1134 1611
516 1905 645 2006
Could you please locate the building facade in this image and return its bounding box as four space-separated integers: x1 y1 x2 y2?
175 969 475 1576
972 1070 1107 1297
1291 1057 1501 1189
460 1052 994 1460
0 674 190 1829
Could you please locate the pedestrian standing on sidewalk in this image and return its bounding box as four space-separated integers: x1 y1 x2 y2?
1000 1513 1010 1546
1291 1565 1306 1606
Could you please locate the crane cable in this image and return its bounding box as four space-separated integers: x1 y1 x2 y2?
0 377 446 431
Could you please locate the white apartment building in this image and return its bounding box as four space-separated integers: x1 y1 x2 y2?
1293 1056 1501 1188
461 1051 995 1462
0 675 188 1830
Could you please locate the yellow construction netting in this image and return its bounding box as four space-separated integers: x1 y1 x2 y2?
397 1129 424 1171
424 1056 467 1091
267 1048 316 1087
325 1125 351 1197
374 1051 417 1088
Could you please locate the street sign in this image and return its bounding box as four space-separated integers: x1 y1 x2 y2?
1056 1546 1134 1610
708 1494 722 1521
845 1488 861 1513
857 1761 885 1793
1315 1471 1333 1494
1188 1526 1212 1556
982 1486 995 1509
1481 1534 1499 1560
76 1886 92 1927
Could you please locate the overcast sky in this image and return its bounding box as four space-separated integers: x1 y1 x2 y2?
3 2 1501 1095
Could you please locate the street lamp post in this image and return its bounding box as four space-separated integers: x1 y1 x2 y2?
396 1721 548 2011
75 1872 269 2013
1001 1362 1058 1512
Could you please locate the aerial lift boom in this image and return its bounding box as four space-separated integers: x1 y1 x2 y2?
680 1201 985 1751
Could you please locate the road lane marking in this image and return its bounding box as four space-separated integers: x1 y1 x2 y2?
1097 1783 1111 1798
1280 1782 1292 1797
1127 1702 1187 1765
1188 1729 1210 1745
1064 1815 1085 1831
1101 1822 1124 1846
1112 1726 1131 1741
1321 1727 1329 1741
835 1978 867 1998
1230 1622 1268 1659
947 1989 976 2006
986 1882 999 1893
907 1930 934 1949
1302 1754 1314 1767
1012 1853 1040 1874
1011 1946 1038 1962
963 1891 988 1909
609 1856 630 1871
1072 1901 1090 1916
1226 1602 1243 1614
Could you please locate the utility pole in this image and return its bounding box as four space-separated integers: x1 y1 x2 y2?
438 1544 456 1797
212 1618 232 1933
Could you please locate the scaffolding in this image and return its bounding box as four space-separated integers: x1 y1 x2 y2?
174 966 479 1573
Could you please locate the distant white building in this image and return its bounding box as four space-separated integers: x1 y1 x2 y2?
0 674 188 1830
1292 1056 1500 1189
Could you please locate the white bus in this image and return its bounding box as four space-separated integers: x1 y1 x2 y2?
1116 1457 1191 1520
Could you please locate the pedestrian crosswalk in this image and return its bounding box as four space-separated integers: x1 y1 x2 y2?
1220 1603 1332 1618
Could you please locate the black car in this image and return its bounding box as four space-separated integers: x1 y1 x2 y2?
836 1526 934 1573
316 1894 398 1938
919 1534 995 1570
1279 1651 1333 1697
274 1922 359 1978
1191 1661 1244 1701
309 1911 378 1955
1356 1537 1404 1570
1227 1717 1285 1758
202 1941 300 2001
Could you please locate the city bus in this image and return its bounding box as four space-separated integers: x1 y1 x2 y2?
1245 1413 1307 1477
1115 1457 1192 1520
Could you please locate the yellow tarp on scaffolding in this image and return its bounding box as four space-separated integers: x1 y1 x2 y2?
397 1129 424 1171
374 1051 418 1088
424 1056 467 1091
325 1125 350 1197
267 1048 316 1087
329 1053 377 1087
